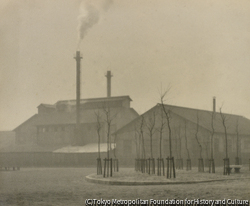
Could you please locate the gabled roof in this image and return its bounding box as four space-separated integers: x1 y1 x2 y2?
113 105 158 134
14 96 136 130
56 95 132 105
163 104 250 135
114 104 250 136
13 114 38 131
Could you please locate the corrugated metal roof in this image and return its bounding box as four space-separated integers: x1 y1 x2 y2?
114 104 250 136
53 143 115 153
166 104 250 135
0 144 61 153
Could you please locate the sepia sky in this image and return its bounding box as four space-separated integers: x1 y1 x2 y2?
1 0 250 131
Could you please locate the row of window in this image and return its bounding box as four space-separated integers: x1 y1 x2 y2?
37 124 117 134
38 126 66 133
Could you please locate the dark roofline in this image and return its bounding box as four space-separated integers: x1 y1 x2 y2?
13 114 38 131
37 103 56 108
56 95 132 105
160 103 249 134
160 103 243 118
114 103 249 135
113 104 158 135
129 108 140 117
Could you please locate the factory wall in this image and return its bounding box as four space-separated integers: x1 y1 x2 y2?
115 106 250 167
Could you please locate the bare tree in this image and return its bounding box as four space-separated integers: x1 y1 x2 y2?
160 89 173 159
156 106 167 159
204 138 210 164
139 115 146 159
102 106 112 159
207 111 216 173
176 124 183 169
184 120 191 170
219 106 230 175
146 111 156 159
160 88 175 178
133 123 141 171
156 105 166 175
102 102 118 177
95 110 103 175
113 134 117 159
219 107 229 159
184 120 190 159
174 127 179 160
210 112 215 160
133 124 140 159
195 112 202 159
235 118 240 165
177 124 182 160
95 110 102 159
195 112 204 172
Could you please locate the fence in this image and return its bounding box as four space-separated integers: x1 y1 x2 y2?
0 152 106 167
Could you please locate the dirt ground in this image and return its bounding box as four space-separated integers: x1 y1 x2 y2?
0 167 249 206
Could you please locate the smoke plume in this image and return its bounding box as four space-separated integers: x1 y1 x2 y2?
77 0 113 49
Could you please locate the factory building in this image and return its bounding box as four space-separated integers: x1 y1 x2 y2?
114 102 250 166
0 95 139 167
2 96 250 167
15 95 138 146
1 50 249 168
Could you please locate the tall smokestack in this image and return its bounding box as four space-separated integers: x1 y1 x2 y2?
74 51 82 145
213 96 216 113
105 71 112 97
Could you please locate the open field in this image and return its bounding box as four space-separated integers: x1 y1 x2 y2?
0 167 249 206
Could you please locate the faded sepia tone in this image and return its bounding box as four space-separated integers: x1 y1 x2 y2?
1 0 250 131
1 0 250 205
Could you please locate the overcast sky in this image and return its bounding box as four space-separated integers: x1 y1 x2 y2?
1 0 250 131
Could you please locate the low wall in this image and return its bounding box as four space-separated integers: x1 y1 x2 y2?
0 152 107 167
0 152 249 168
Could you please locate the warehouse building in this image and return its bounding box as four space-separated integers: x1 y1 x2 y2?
1 96 139 167
114 102 250 166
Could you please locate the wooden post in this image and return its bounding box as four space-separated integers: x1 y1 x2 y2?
172 157 176 178
110 158 112 177
103 158 106 178
148 158 151 175
97 158 102 175
209 159 215 173
153 158 155 174
157 158 159 176
198 158 204 172
223 158 230 175
235 157 240 165
166 157 169 179
162 158 165 176
186 159 191 171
